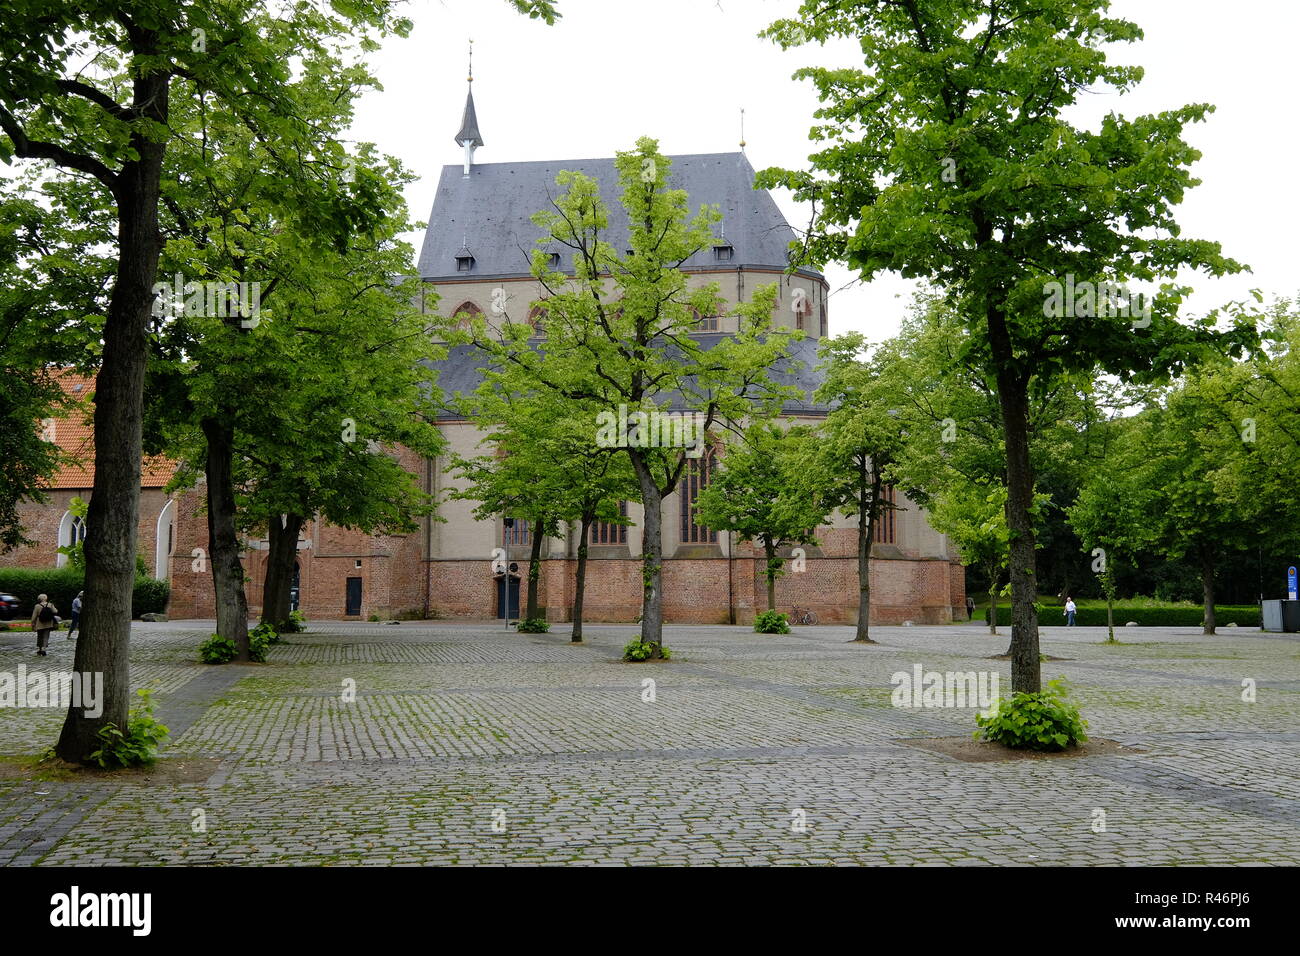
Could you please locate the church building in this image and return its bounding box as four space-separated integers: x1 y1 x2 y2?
3 79 966 626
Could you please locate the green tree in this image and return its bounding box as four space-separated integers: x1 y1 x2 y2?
0 0 416 761
884 293 1120 631
0 178 110 552
760 0 1254 690
1067 422 1159 641
471 138 796 655
1123 373 1256 634
696 423 825 612
800 333 907 643
140 46 444 656
447 444 561 625
928 483 1008 635
453 376 638 641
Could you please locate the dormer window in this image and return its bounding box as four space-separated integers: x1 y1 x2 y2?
713 242 734 262
455 242 475 272
547 253 561 270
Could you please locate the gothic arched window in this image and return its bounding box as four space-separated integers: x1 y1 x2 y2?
680 448 718 544
452 301 483 330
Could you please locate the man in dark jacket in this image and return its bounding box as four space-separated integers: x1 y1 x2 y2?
68 591 83 640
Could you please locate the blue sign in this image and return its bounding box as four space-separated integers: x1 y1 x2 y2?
1290 566 1298 601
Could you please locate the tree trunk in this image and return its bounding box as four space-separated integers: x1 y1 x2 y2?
202 416 250 660
572 514 592 643
524 516 545 622
636 469 665 655
990 344 1041 693
853 458 879 643
1202 550 1217 635
764 537 778 612
987 567 999 636
261 512 303 631
56 69 169 763
1104 568 1116 643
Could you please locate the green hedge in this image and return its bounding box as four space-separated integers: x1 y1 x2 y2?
988 603 1260 628
0 567 170 619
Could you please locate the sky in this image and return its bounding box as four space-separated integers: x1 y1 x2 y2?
350 0 1300 342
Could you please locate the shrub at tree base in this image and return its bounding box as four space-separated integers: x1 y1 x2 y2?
975 679 1089 752
0 568 169 618
989 603 1259 628
88 689 170 768
199 634 237 664
753 610 791 634
249 622 278 661
515 617 549 633
623 639 672 662
279 609 307 633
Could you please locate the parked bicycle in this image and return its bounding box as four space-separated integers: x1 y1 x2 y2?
789 607 818 626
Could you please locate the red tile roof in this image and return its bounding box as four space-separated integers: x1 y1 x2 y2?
45 370 177 490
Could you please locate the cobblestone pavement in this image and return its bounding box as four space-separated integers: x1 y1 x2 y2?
1 619 1297 865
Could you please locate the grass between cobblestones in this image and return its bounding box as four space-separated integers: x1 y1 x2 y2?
1 620 1298 865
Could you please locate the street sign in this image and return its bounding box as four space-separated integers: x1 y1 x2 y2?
1289 566 1297 601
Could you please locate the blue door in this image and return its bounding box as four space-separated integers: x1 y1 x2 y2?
496 575 520 619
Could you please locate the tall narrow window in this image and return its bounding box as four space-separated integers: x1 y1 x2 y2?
873 484 897 544
794 292 813 332
680 449 718 544
589 502 628 545
503 517 531 548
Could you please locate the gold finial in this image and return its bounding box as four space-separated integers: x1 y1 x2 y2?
739 107 746 149
468 38 473 83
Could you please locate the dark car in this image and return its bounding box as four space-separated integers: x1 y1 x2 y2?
0 594 19 621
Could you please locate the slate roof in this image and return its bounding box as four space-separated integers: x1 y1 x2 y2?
417 152 821 282
454 88 483 148
427 332 830 423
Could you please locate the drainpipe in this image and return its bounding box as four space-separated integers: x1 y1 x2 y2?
423 455 432 618
728 529 734 625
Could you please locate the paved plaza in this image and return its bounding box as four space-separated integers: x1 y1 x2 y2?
1 618 1298 866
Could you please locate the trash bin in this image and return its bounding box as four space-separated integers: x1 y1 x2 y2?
1261 599 1300 632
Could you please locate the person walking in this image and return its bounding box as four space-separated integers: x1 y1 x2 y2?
1064 596 1077 627
31 593 58 656
965 596 975 621
68 591 83 640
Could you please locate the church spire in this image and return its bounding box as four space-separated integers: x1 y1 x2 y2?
456 40 483 176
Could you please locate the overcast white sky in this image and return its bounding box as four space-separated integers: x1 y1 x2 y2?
350 0 1300 342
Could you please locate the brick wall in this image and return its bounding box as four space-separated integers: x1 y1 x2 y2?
420 554 961 625
6 487 173 574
